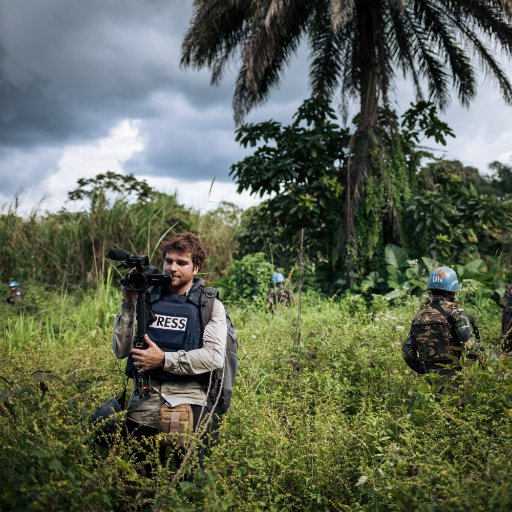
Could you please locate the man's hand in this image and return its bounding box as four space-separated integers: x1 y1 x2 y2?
131 335 165 372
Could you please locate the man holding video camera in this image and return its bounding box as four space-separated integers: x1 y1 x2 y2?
111 232 227 469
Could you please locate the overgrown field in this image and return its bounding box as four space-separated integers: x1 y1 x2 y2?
1 285 511 511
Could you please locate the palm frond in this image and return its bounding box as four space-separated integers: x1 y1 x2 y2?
329 0 355 32
233 2 311 123
309 6 352 98
387 0 424 97
457 24 512 103
416 1 476 105
181 0 249 84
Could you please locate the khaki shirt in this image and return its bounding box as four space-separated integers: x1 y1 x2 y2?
112 295 227 428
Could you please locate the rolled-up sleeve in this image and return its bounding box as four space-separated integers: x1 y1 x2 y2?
163 298 227 375
112 303 136 359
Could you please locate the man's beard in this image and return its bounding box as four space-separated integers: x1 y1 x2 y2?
168 273 184 288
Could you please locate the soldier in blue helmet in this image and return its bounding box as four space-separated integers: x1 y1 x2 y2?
402 266 479 377
268 272 294 310
6 280 23 305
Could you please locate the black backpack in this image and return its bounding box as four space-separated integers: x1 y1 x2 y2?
199 287 238 414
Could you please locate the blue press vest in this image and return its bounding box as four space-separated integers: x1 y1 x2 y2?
125 293 203 382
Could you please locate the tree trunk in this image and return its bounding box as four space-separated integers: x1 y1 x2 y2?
341 0 381 284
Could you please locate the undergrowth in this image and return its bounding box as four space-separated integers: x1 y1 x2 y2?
0 286 511 511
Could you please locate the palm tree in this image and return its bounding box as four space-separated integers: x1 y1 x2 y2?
181 0 512 279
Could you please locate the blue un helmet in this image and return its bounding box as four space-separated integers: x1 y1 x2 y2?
9 281 19 288
272 272 285 285
426 267 460 292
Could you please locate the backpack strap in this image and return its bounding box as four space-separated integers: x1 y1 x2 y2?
200 286 218 331
430 301 450 320
431 302 459 341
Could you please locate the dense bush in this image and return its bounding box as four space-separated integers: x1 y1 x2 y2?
360 244 511 309
216 252 274 307
404 160 512 263
0 185 240 289
1 282 510 511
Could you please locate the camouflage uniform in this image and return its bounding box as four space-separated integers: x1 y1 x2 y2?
402 297 477 376
267 285 294 310
500 285 512 352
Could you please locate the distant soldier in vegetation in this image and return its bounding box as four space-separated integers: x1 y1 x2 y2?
268 272 294 310
402 267 479 377
500 284 512 352
111 232 227 470
5 281 23 306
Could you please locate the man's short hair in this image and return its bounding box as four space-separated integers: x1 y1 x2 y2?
162 232 207 270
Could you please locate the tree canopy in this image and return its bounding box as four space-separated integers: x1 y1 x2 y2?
182 0 512 279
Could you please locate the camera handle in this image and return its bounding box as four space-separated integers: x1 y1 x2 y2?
134 291 152 399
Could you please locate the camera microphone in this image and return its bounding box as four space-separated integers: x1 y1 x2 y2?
107 249 130 261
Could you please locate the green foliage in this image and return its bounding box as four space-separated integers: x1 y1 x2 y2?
382 245 431 300
1 287 511 510
481 161 512 197
198 201 242 281
360 245 509 310
233 99 459 285
68 171 154 205
232 97 348 198
361 244 433 300
401 100 455 147
216 253 273 307
0 178 242 288
404 160 512 262
232 98 348 281
355 102 458 274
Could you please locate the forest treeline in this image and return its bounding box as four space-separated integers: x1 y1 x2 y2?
1 100 512 309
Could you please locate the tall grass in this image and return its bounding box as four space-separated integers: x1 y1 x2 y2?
0 192 240 289
0 192 193 287
1 289 510 511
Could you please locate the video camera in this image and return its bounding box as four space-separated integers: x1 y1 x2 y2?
107 248 172 400
107 249 171 292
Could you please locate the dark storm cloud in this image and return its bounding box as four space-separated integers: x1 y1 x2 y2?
0 0 511 211
0 0 244 195
0 145 61 193
0 1 169 144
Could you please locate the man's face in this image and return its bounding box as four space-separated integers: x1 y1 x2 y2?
162 250 198 293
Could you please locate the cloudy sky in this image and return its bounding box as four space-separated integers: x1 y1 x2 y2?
1 0 512 216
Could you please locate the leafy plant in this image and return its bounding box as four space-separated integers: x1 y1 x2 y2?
359 244 508 308
216 252 274 307
404 160 512 263
231 97 348 282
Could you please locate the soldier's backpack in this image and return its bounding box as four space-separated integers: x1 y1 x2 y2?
412 302 462 364
199 287 238 414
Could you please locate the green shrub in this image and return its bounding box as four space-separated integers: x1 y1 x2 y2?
216 252 273 307
0 286 511 510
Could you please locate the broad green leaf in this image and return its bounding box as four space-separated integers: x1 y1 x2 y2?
385 244 408 270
